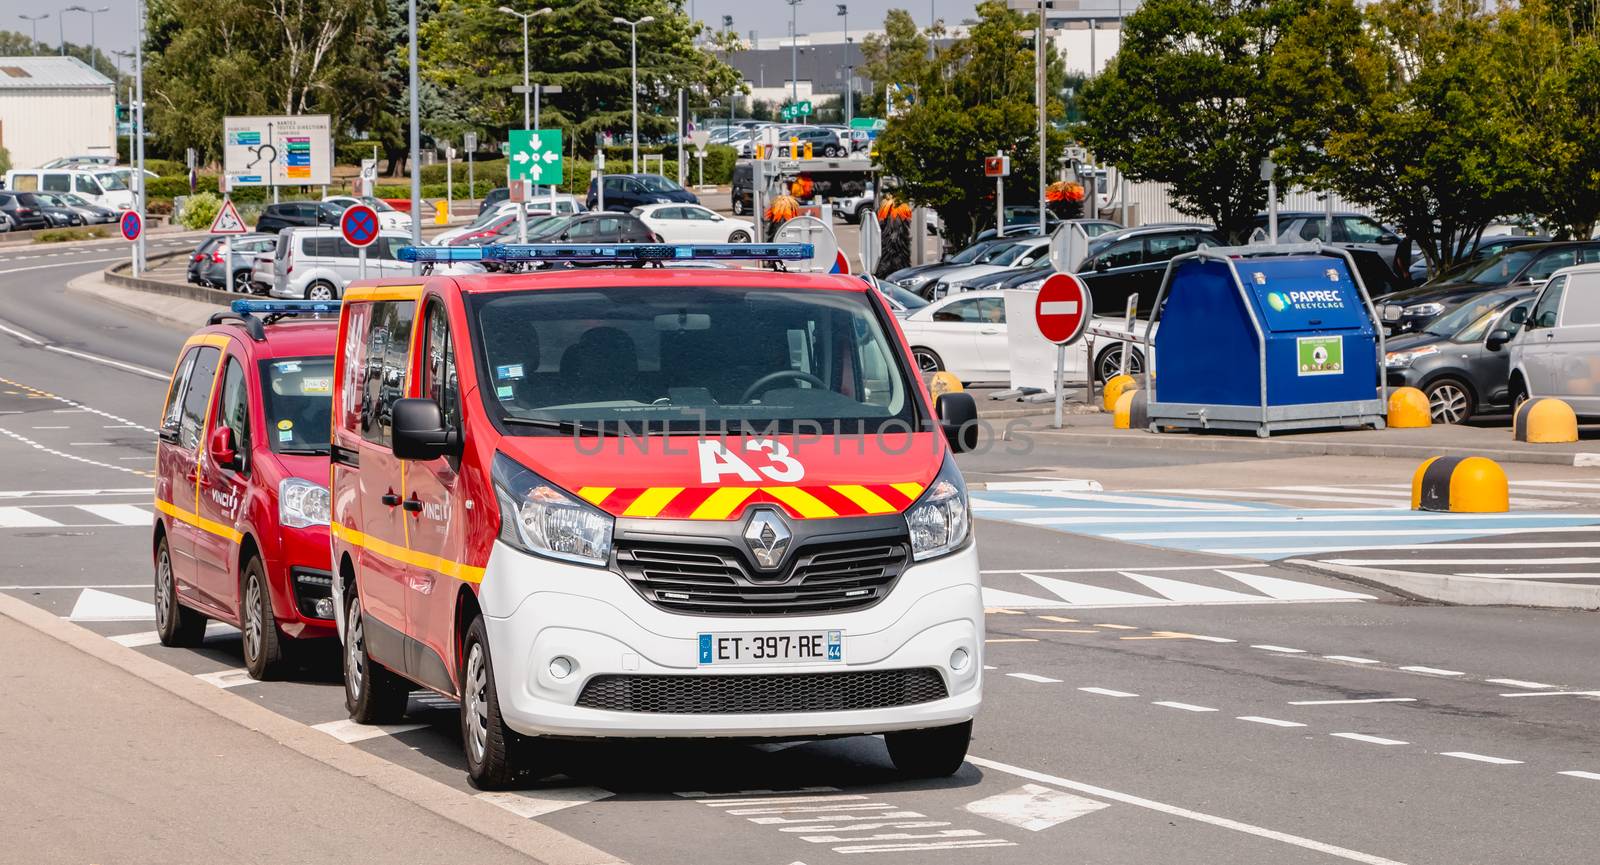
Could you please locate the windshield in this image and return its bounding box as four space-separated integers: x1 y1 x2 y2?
361 197 396 212
62 193 91 206
1459 249 1538 285
471 286 922 434
1424 292 1521 339
258 357 335 454
95 172 127 191
950 241 998 264
984 242 1039 266
635 175 684 193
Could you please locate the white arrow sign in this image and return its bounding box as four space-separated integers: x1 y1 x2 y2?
528 164 543 181
513 151 531 164
541 151 559 163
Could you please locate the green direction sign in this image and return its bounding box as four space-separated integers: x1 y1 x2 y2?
780 101 814 121
509 129 563 184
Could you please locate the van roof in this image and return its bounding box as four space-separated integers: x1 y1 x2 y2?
194 318 338 357
441 267 870 297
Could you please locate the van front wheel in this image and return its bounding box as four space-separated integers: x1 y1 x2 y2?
885 720 972 778
462 615 529 789
305 281 337 301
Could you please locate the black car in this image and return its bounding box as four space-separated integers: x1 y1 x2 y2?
1384 288 1535 423
1076 224 1226 316
972 207 1062 242
0 191 51 230
585 174 699 212
33 194 85 227
1375 241 1600 335
730 162 753 215
887 236 1041 295
479 186 510 215
1408 234 1550 283
254 201 343 236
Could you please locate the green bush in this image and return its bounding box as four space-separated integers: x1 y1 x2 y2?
337 141 383 166
179 191 222 230
145 159 185 177
36 227 108 243
419 158 507 185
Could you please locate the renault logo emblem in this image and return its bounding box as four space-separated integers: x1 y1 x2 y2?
743 509 792 570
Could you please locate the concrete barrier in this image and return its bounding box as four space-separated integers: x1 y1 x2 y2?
1513 398 1579 443
1411 455 1508 513
1387 386 1431 428
1103 373 1137 412
103 254 232 307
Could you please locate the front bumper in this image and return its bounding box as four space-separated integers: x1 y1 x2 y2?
479 540 984 738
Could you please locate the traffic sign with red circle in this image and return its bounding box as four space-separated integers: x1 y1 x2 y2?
119 211 142 242
1035 272 1092 345
340 204 380 248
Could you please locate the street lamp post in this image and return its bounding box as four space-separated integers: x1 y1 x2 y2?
498 6 551 131
613 15 655 174
63 6 110 73
408 0 421 270
133 0 147 275
788 0 802 104
723 15 735 125
837 4 851 127
19 14 48 56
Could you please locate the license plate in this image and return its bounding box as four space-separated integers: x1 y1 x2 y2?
698 630 843 666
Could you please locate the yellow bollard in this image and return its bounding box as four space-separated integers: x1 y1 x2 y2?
1513 397 1578 443
1113 389 1137 429
1412 455 1509 513
929 371 963 399
434 200 450 225
1103 374 1137 412
1387 386 1432 428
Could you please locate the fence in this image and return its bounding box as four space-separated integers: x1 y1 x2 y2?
1098 179 1379 227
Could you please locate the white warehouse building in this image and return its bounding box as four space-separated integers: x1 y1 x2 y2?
0 57 116 170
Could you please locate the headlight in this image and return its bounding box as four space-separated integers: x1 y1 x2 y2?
900 274 928 288
1385 345 1440 368
1017 277 1046 291
279 478 330 528
492 452 613 566
1401 302 1445 318
905 458 970 561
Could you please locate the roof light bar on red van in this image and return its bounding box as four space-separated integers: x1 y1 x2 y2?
397 242 815 264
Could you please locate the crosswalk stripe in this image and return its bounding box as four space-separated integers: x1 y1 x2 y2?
1120 571 1263 604
1217 569 1374 601
1010 491 1256 511
0 506 61 528
75 504 153 525
1024 573 1163 606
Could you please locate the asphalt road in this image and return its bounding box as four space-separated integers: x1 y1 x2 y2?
3 236 1599 865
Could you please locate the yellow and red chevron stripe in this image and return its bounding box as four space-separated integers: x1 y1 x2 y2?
576 483 928 520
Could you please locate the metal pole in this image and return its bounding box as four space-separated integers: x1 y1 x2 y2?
468 148 475 206
359 246 367 280
1268 179 1278 243
521 15 530 129
408 0 422 272
58 16 64 56
446 147 453 220
995 156 1004 239
1037 1 1047 238
631 24 640 173
789 0 801 104
133 0 146 275
676 89 685 188
534 85 542 198
1053 344 1065 428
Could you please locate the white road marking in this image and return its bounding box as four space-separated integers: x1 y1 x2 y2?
964 783 1109 832
1005 673 1062 684
1485 679 1555 689
31 425 69 430
475 787 614 818
0 314 169 380
0 487 147 498
1291 697 1417 706
980 587 1065 608
74 504 153 525
1399 666 1464 676
1182 634 1238 643
1323 655 1381 664
195 668 256 689
1498 690 1600 698
67 441 111 446
1558 771 1600 781
68 588 156 621
1138 487 1407 507
0 583 146 590
1252 644 1306 653
676 787 840 799
1017 490 1255 511
1121 571 1264 603
1079 687 1138 697
1026 512 1600 526
1237 716 1306 728
0 426 153 477
1455 572 1600 580
0 506 62 528
968 756 1409 865
1024 573 1161 606
1216 569 1375 601
1331 733 1408 746
980 563 1270 574
1118 525 1597 540
1152 701 1217 713
108 621 233 647
310 718 427 743
1440 752 1522 765
691 790 1015 853
1324 557 1600 567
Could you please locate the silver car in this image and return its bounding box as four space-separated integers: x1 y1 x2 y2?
203 233 277 293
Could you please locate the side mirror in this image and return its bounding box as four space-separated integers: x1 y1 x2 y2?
1485 329 1511 352
935 391 979 453
207 425 239 471
392 398 458 461
1094 258 1110 273
1379 232 1400 244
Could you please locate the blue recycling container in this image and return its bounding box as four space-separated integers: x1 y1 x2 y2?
1142 246 1387 437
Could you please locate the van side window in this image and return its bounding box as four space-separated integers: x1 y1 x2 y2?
162 349 200 439
43 174 71 193
217 357 251 471
360 301 416 446
1530 277 1566 329
421 301 460 430
11 174 37 191
76 175 104 196
1561 275 1600 327
178 347 222 450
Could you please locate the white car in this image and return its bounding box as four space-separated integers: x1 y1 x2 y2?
632 202 755 244
932 237 1051 297
897 290 1009 384
1506 262 1600 417
322 195 412 230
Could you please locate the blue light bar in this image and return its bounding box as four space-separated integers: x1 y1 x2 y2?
230 300 341 315
398 242 814 264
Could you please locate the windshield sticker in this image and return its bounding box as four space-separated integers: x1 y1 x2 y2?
301 377 331 394
496 363 525 380
279 429 294 442
277 419 294 431
274 361 302 373
496 385 515 400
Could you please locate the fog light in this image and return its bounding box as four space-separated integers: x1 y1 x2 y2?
548 656 574 679
950 647 970 672
313 597 335 619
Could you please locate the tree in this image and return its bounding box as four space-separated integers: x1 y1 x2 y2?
857 9 930 118
874 1 1068 248
1079 0 1316 240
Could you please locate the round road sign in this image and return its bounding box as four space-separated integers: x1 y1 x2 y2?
1035 272 1093 345
772 215 839 273
340 204 380 248
119 211 142 242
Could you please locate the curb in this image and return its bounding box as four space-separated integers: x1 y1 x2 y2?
1023 428 1600 468
0 591 628 865
1285 558 1600 610
103 253 234 306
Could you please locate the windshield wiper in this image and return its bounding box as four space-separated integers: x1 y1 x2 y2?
500 416 601 435
277 446 331 455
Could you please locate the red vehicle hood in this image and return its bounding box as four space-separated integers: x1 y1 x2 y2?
497 432 944 521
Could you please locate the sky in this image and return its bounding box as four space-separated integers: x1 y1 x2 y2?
40 1 983 65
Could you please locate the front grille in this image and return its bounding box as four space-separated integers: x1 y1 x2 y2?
615 537 910 616
576 668 948 714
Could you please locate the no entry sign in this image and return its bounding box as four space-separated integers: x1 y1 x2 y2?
340 204 380 248
1035 272 1092 345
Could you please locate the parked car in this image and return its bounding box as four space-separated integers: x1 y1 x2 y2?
255 201 345 236
1409 234 1551 283
887 236 1032 295
32 194 86 226
1385 289 1535 423
41 154 116 168
187 237 226 287
633 202 754 243
1076 224 1226 315
5 167 134 210
1503 263 1600 417
972 207 1063 243
475 189 584 218
151 300 342 679
269 228 421 300
585 173 699 212
774 125 848 157
932 237 1053 297
0 191 51 230
204 233 279 293
527 211 657 245
51 192 119 224
899 290 1010 383
1253 210 1409 282
1376 241 1600 335
868 278 931 317
321 195 412 230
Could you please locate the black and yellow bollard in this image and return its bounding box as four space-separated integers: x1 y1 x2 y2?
1115 388 1149 430
1103 374 1137 412
1411 456 1509 513
1513 398 1579 444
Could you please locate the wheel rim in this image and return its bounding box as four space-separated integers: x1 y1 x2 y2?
155 547 172 631
464 642 489 765
915 351 939 374
730 231 749 243
345 604 364 701
308 285 332 301
234 273 249 292
1430 384 1468 423
244 573 263 664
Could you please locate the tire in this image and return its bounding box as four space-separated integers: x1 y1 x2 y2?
154 534 206 647
728 230 751 243
912 347 944 375
461 614 528 789
232 270 252 293
854 205 873 225
343 593 410 724
885 720 972 778
305 281 337 301
1424 377 1474 424
731 197 745 216
241 556 285 680
1509 376 1530 413
1095 344 1145 383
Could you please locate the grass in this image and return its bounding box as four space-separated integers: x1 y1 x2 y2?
35 227 109 243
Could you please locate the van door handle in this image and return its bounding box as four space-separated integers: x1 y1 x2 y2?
402 498 423 513
381 493 401 507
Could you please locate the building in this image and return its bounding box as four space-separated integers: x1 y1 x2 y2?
0 57 116 169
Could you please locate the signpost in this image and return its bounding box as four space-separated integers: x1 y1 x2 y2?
1035 272 1094 427
222 115 333 200
464 132 478 205
509 129 563 241
120 211 142 275
985 153 1010 238
340 204 381 280
690 129 711 189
